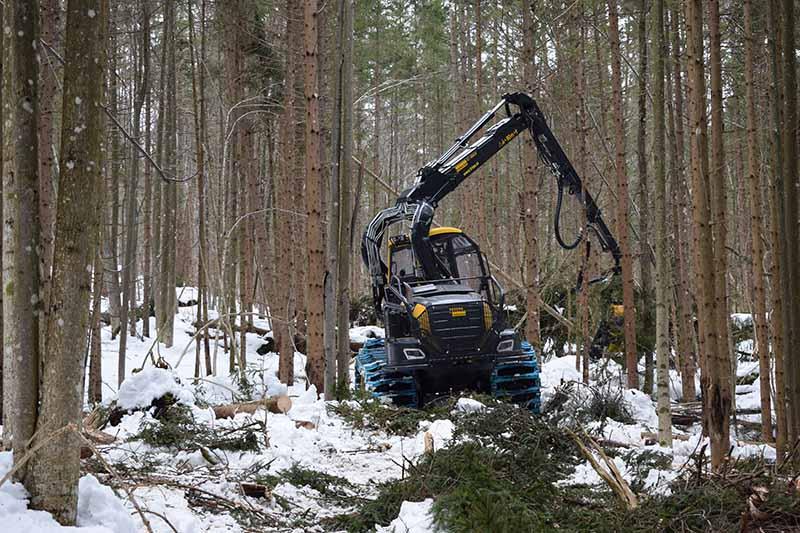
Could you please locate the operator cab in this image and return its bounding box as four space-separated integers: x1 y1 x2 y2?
388 227 490 295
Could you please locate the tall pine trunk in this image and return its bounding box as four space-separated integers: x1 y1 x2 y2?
521 0 541 354
653 0 672 446
608 0 638 389
304 0 325 393
780 0 800 445
743 0 773 442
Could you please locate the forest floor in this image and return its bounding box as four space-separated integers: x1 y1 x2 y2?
0 289 796 532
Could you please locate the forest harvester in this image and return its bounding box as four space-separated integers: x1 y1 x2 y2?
357 92 622 410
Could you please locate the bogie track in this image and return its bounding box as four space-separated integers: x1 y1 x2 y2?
354 338 541 412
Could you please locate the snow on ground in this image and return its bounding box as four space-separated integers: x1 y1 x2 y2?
0 296 777 532
349 325 385 344
376 499 436 533
0 452 137 533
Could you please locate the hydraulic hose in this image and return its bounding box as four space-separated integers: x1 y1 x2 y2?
553 179 583 250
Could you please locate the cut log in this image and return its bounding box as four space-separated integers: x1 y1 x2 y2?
213 396 292 419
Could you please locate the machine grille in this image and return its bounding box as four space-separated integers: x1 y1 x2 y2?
428 301 485 352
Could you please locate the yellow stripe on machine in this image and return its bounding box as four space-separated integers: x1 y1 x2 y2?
428 227 462 237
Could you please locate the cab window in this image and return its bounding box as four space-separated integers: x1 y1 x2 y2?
454 250 484 290
390 246 416 280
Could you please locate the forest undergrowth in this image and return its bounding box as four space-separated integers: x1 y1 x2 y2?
329 397 800 533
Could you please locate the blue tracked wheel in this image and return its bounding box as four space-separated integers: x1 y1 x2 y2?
491 341 541 413
354 338 418 407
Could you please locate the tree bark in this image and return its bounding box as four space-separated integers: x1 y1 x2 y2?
653 0 672 447
669 6 697 403
766 0 788 460
28 0 106 522
159 0 178 348
118 0 149 369
521 0 541 354
88 249 103 404
743 0 773 443
335 0 354 393
304 0 325 393
608 0 638 389
637 0 653 394
706 0 733 469
38 0 60 315
2 0 41 486
324 0 342 399
277 0 298 385
780 0 800 446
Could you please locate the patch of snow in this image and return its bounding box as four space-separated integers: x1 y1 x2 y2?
350 325 385 344
453 397 486 413
622 388 658 428
0 451 135 533
731 313 753 327
76 475 138 533
114 367 194 411
540 355 582 391
414 420 454 454
642 468 680 496
377 499 437 533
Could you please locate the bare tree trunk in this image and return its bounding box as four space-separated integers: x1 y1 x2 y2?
38 0 60 315
159 0 178 348
336 0 354 393
653 0 672 447
88 249 104 404
142 81 153 339
107 29 121 340
766 0 788 459
2 0 41 486
707 0 732 468
0 3 4 430
669 7 697 403
780 0 800 445
743 0 773 443
3 2 41 482
521 0 541 354
637 0 653 394
323 0 342 399
28 0 107 522
119 0 150 368
608 0 638 389
277 0 298 385
305 0 324 393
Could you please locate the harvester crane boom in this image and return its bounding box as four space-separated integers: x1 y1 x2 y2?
362 91 621 315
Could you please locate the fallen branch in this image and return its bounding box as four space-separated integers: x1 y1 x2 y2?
568 429 638 509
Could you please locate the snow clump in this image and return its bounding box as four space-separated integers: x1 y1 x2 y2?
115 367 194 411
